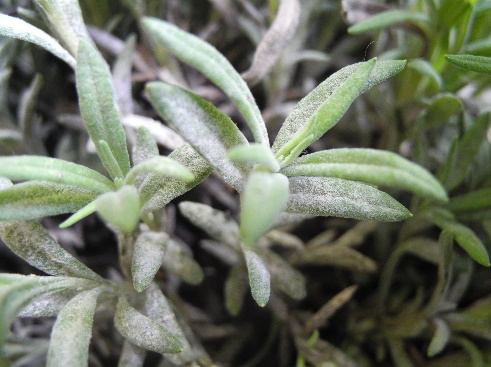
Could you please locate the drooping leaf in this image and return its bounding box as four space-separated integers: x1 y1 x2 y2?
142 17 269 145
132 231 168 292
46 287 104 367
114 296 183 354
124 156 194 185
241 0 301 86
272 60 406 164
0 156 115 194
161 239 204 285
132 126 158 167
243 248 270 307
240 171 289 247
0 221 104 282
0 14 76 68
0 181 98 221
347 9 430 34
228 143 280 172
146 82 250 191
445 54 491 75
281 148 448 202
225 264 248 316
286 176 411 221
95 185 140 233
76 39 130 179
139 144 212 214
178 202 240 249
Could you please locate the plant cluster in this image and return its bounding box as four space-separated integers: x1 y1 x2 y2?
0 0 489 366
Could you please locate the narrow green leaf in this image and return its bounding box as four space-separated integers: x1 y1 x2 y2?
76 39 130 179
0 181 98 221
146 82 250 191
132 231 168 292
228 143 280 172
59 201 97 228
46 287 104 367
465 35 491 57
225 265 248 316
19 74 43 141
124 156 194 186
448 188 491 213
275 59 376 167
0 221 104 282
445 54 491 75
98 140 124 180
139 144 212 214
286 176 411 222
428 319 451 357
142 17 269 145
407 59 443 90
348 10 430 34
240 171 289 247
243 248 270 307
272 60 406 164
178 202 240 249
0 156 115 194
281 148 448 202
161 239 204 285
0 14 76 68
114 296 183 354
132 126 158 167
96 185 140 233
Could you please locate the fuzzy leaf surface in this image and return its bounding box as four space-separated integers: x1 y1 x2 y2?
46 287 104 367
272 60 406 161
0 156 115 194
240 171 289 247
76 39 130 179
243 248 271 307
0 181 98 221
445 54 491 75
96 185 140 234
146 82 249 191
124 156 194 185
0 221 104 282
286 176 411 221
0 14 76 68
132 232 168 292
281 148 447 201
132 126 159 167
114 297 183 354
142 17 268 145
140 144 212 214
228 143 280 172
348 9 430 34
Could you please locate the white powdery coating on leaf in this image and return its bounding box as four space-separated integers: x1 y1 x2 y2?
179 201 239 249
0 14 76 68
286 176 410 222
243 248 270 307
132 231 167 292
19 288 78 317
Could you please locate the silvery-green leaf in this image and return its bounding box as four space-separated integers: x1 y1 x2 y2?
281 148 448 202
445 54 491 75
243 248 270 307
141 283 196 363
241 0 301 86
200 239 240 265
162 239 204 285
263 249 306 300
0 181 99 221
46 287 104 367
225 264 248 316
114 296 183 354
146 82 250 191
228 143 280 172
32 0 92 56
96 185 140 234
0 14 76 68
179 202 239 249
132 231 168 292
118 340 146 367
19 289 78 317
140 144 212 214
132 126 158 167
113 35 136 116
428 209 490 267
59 201 97 229
286 176 411 222
427 319 451 357
0 221 104 282
124 156 194 185
142 17 269 145
76 39 130 179
0 156 115 194
347 9 430 34
272 59 406 166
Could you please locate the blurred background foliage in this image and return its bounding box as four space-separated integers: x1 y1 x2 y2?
0 0 490 366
